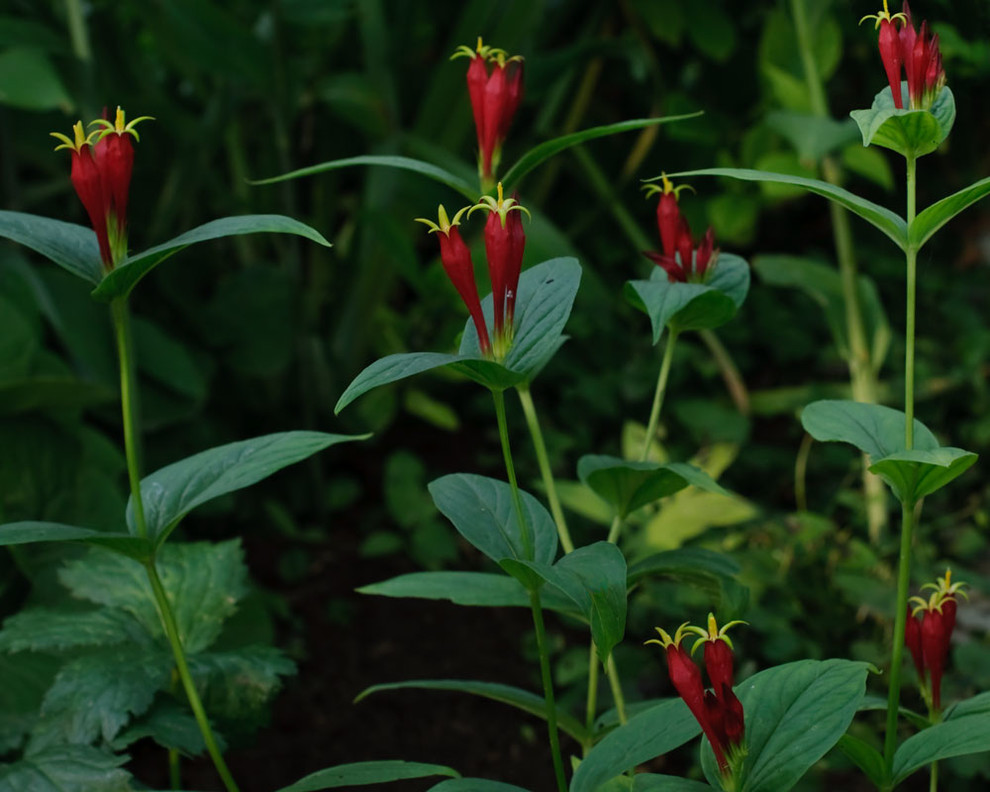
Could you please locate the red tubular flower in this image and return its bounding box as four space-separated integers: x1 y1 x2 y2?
643 175 718 284
908 569 968 712
905 607 925 681
52 121 112 266
453 38 524 188
416 205 492 357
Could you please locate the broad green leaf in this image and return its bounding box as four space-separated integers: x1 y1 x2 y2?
275 760 460 792
355 679 586 743
0 653 59 754
0 745 131 791
570 699 701 792
429 781 531 792
0 212 101 284
578 455 728 519
500 114 702 190
625 255 749 343
356 571 581 617
40 646 170 744
766 111 859 162
801 400 938 459
514 543 627 661
869 447 977 503
251 155 478 201
128 431 364 548
836 734 887 789
632 776 715 792
665 169 907 250
0 48 72 111
187 646 296 720
892 691 990 784
735 659 870 792
460 258 582 382
91 215 332 301
850 85 955 159
627 548 747 616
0 607 139 653
911 174 990 251
0 522 150 560
428 474 558 577
111 699 213 756
59 540 248 653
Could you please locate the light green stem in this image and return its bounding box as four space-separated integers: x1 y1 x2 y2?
930 760 939 792
492 390 533 559
605 654 628 725
884 500 915 776
516 385 574 554
65 0 92 63
905 155 918 449
585 647 600 740
641 329 679 462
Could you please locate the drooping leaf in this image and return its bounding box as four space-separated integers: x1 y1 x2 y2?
665 169 907 250
355 679 586 743
251 155 478 201
850 84 955 159
0 212 102 284
127 431 365 548
0 745 132 791
0 521 150 560
0 607 140 653
187 645 296 720
500 114 702 190
868 447 977 503
40 646 171 744
92 215 332 301
274 760 460 792
836 734 888 789
570 699 701 792
911 174 990 251
356 571 581 617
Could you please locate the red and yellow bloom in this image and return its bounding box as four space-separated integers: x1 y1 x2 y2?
906 569 967 712
643 174 719 284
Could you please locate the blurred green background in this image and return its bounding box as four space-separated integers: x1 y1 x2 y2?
2 0 990 789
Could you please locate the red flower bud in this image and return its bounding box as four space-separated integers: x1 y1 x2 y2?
71 143 112 266
905 607 925 682
878 18 905 109
921 608 949 710
703 637 735 693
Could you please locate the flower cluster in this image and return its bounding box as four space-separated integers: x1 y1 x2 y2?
643 174 719 284
453 38 524 189
862 1 945 110
648 614 746 784
416 183 528 361
906 569 967 712
51 107 152 271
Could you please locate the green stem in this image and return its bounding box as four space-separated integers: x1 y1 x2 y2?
530 589 568 792
641 329 679 462
605 654 628 725
884 500 915 774
169 747 180 790
930 760 939 792
111 299 148 539
492 390 533 559
145 561 241 792
516 385 575 554
585 645 600 740
905 155 918 449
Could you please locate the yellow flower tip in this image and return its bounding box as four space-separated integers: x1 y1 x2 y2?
647 622 693 649
50 120 96 152
415 204 470 235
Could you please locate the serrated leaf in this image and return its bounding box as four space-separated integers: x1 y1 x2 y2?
356 571 582 617
111 699 213 756
188 646 296 720
578 455 728 519
0 653 59 754
0 522 150 560
0 607 140 653
0 212 102 284
500 114 702 190
0 745 132 791
91 215 331 301
850 84 955 159
355 679 586 743
40 646 170 744
128 431 365 548
428 474 558 584
251 155 478 201
665 169 907 250
570 699 701 792
911 174 990 251
59 540 248 653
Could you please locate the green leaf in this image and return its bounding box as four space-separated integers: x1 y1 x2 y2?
251 155 478 201
460 258 582 382
91 215 332 301
0 212 102 284
869 447 977 503
188 646 296 720
274 760 460 792
632 776 715 792
356 571 581 617
40 646 171 744
578 455 728 519
111 699 213 756
0 653 59 754
0 607 139 653
128 431 365 548
850 84 955 159
766 111 859 162
570 699 701 792
0 745 131 791
59 540 248 653
665 168 907 250
911 174 990 251
500 114 702 190
0 48 72 112
625 254 749 343
515 542 627 661
627 548 746 616
892 691 990 784
355 679 586 743
836 734 887 789
735 659 870 792
0 522 150 560
428 781 531 792
428 474 557 587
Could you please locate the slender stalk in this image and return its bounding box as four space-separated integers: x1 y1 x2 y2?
168 748 181 790
930 761 939 792
145 562 241 792
606 515 623 545
516 385 575 554
492 390 533 559
884 500 916 774
904 155 918 449
111 299 148 540
641 329 679 462
585 646 600 740
530 590 568 792
605 654 628 725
